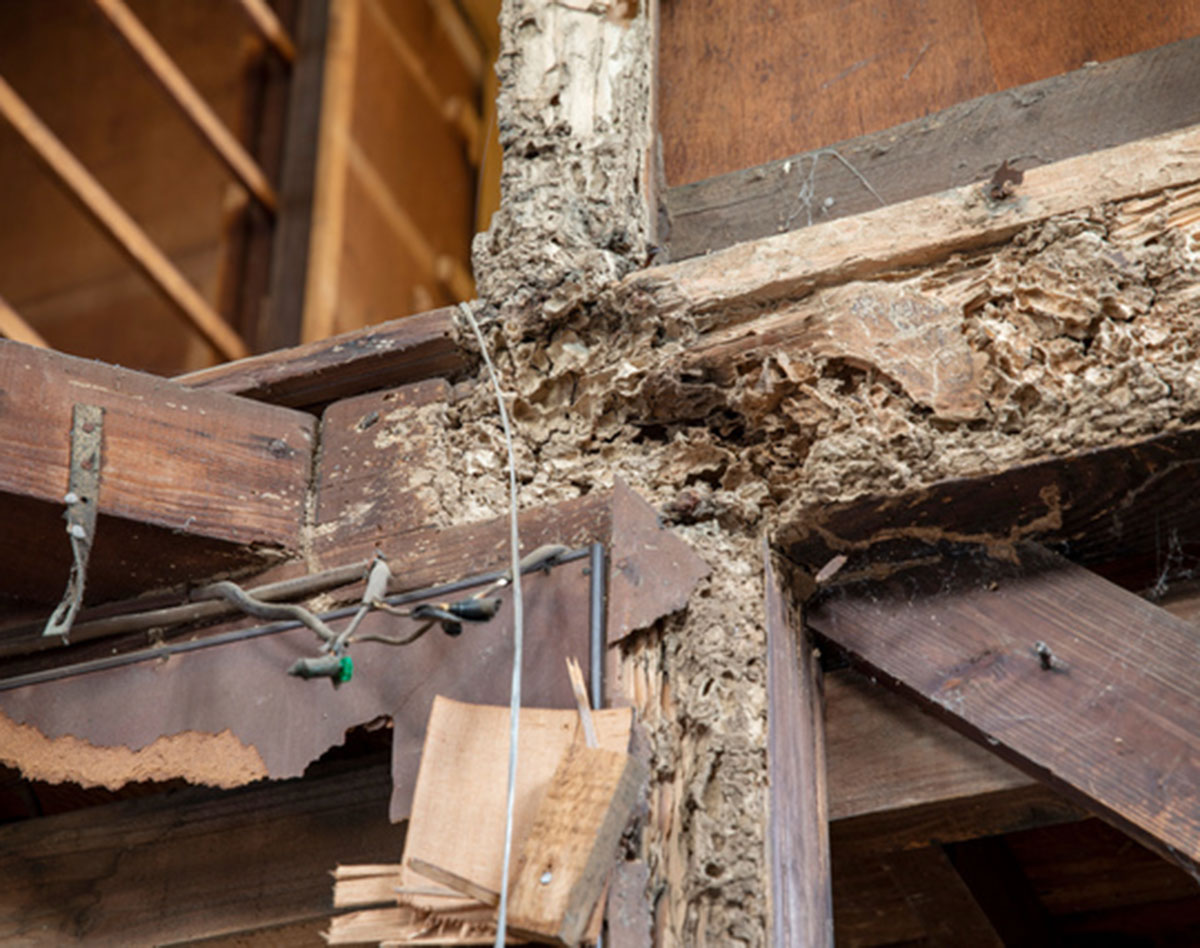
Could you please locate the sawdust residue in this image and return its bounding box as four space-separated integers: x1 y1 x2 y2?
0 708 268 790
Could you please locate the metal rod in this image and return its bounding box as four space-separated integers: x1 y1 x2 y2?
0 72 248 360
91 0 279 212
233 0 297 63
0 549 590 693
589 542 606 710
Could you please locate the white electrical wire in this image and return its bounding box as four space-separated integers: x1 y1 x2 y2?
458 303 524 947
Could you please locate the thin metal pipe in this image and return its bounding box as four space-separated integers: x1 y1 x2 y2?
0 550 588 693
589 542 606 710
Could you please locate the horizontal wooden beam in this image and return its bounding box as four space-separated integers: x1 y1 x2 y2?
785 425 1200 596
808 544 1200 874
0 759 405 945
628 122 1200 323
0 342 313 607
0 73 248 360
665 36 1200 260
177 307 468 409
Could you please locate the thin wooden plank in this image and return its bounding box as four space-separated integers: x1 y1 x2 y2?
0 292 48 348
0 760 406 946
666 36 1200 260
234 0 298 63
301 0 359 342
91 0 278 211
807 543 1200 874
177 307 466 409
0 72 247 360
630 121 1200 321
508 744 647 945
764 546 832 947
0 340 313 548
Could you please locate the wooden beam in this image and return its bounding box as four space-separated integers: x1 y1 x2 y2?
0 293 48 348
786 426 1200 597
258 0 329 352
628 122 1200 322
945 835 1061 947
764 547 832 946
0 341 312 606
665 36 1200 260
0 72 248 360
0 759 405 945
176 307 467 409
91 0 279 212
234 0 298 63
877 846 1004 948
807 543 1200 874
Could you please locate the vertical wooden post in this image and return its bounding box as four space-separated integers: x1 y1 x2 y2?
764 539 833 946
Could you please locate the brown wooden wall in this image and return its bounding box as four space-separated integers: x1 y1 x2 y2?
659 0 1200 186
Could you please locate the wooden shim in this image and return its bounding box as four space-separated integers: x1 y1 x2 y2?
508 744 648 945
0 760 406 945
0 341 313 548
178 307 466 408
764 546 832 947
807 543 1200 874
91 0 278 211
666 36 1200 260
0 292 48 348
0 73 248 360
630 122 1200 321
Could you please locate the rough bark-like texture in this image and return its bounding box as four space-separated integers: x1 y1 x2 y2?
472 0 654 327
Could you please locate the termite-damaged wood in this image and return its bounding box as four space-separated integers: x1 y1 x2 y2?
665 36 1200 260
177 306 467 409
785 426 1200 594
808 543 1200 874
627 122 1200 322
764 547 832 947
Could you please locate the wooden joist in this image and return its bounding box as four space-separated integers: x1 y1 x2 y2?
91 0 279 212
0 73 248 360
0 341 313 606
666 36 1200 259
0 292 48 348
177 307 467 409
808 543 1200 874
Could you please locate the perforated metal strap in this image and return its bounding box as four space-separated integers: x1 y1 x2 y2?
43 404 104 640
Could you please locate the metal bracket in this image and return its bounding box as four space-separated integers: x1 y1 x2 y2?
43 404 104 640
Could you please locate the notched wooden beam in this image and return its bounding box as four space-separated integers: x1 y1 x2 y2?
179 306 468 409
807 543 1200 874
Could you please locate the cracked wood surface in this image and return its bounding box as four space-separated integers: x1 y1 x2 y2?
808 543 1200 874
